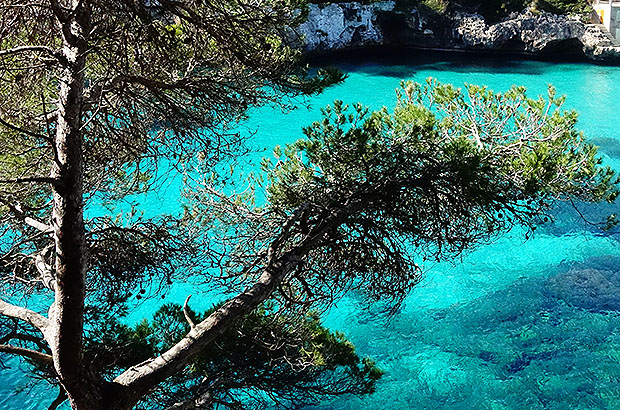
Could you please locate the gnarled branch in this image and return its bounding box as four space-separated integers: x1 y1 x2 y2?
112 197 367 404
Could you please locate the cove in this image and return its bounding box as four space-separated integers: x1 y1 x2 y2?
3 51 620 409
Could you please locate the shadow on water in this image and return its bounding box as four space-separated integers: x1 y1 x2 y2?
306 48 589 78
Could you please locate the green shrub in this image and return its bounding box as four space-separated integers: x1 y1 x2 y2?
422 0 448 13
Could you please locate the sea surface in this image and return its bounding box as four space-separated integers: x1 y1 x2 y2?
4 52 620 409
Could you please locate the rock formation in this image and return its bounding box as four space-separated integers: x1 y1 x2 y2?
453 10 585 53
295 2 620 62
296 2 395 51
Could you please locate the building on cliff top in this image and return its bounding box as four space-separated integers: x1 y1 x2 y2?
593 0 620 38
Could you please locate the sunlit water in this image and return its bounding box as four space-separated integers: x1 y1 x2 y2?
4 52 620 409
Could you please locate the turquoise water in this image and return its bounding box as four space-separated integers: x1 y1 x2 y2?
254 54 620 409
4 52 620 409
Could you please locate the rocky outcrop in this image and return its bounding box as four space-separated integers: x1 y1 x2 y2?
453 10 586 53
453 10 620 59
581 24 620 60
296 2 448 51
297 2 395 51
296 2 620 62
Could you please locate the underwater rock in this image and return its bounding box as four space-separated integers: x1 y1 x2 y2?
367 257 620 409
546 266 620 312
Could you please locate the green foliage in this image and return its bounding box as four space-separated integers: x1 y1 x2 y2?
267 80 618 212
421 0 448 13
0 2 350 407
433 0 593 22
0 0 343 327
0 2 612 408
393 0 449 13
539 0 593 17
262 78 617 309
86 303 382 408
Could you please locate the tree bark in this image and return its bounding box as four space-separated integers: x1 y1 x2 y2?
49 2 104 409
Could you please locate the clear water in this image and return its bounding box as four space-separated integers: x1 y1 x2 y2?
4 52 620 409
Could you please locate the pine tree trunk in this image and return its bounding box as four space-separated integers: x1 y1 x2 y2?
48 3 100 408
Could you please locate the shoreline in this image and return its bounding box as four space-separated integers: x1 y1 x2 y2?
302 45 595 66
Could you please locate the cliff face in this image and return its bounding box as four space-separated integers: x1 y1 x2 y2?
298 2 395 51
295 2 620 61
453 10 585 53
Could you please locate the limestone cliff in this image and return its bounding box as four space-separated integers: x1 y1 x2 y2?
296 2 395 51
295 2 620 62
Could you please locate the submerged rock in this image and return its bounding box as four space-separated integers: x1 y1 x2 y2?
383 257 620 408
547 266 620 312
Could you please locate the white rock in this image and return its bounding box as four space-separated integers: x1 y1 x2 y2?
296 1 395 51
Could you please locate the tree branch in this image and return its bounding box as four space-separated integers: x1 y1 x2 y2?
0 299 49 333
163 389 213 410
0 344 53 365
49 0 70 23
0 176 58 185
112 197 368 404
0 45 62 61
0 116 51 142
0 198 53 233
0 319 50 352
183 295 195 330
47 387 67 410
35 247 56 291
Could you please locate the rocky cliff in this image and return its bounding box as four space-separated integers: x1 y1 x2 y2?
295 2 620 61
296 2 395 51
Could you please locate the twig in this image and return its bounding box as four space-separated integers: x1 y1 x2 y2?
183 295 195 330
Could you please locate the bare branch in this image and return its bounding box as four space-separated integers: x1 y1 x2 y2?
0 344 53 365
0 198 53 233
183 295 195 330
47 387 67 410
35 248 56 291
0 330 50 354
163 389 213 410
0 176 57 185
0 45 61 60
0 116 51 142
49 0 70 23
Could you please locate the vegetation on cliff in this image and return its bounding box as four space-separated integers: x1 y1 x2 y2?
312 0 593 23
457 0 593 22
